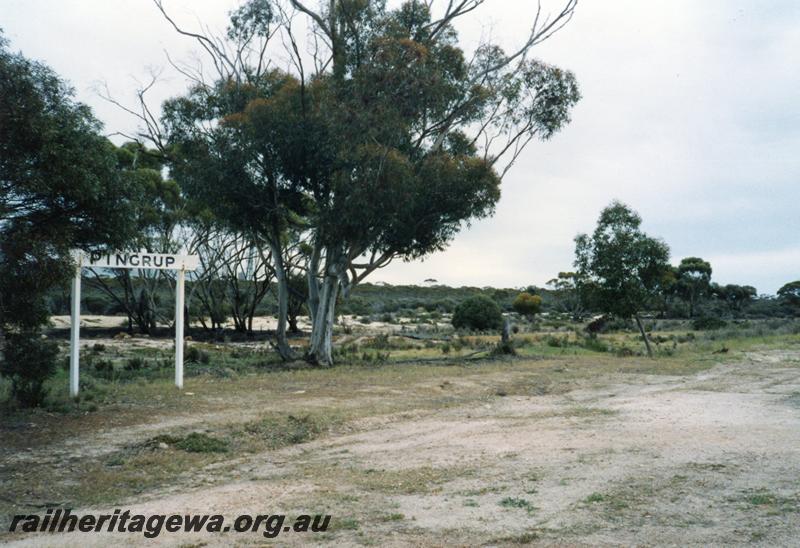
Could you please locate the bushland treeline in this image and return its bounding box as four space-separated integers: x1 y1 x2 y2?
48 273 798 334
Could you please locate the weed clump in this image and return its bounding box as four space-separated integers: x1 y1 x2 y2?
175 432 229 453
244 414 328 449
141 432 229 453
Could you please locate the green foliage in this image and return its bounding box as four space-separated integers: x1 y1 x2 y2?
452 295 504 331
778 281 800 312
513 292 542 317
0 331 59 407
174 432 229 453
0 32 142 399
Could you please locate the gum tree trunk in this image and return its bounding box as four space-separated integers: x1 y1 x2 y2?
306 274 338 366
306 247 343 367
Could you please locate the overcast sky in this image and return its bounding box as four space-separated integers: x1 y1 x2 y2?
2 1 798 293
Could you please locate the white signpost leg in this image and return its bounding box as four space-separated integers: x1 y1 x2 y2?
69 267 81 397
175 268 185 389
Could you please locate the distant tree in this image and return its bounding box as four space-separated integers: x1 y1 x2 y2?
0 33 138 405
676 257 712 318
654 265 679 318
574 202 670 357
546 271 583 317
713 283 757 316
777 281 800 314
513 292 542 318
452 295 504 331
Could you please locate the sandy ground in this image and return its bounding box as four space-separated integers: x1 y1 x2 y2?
3 350 800 546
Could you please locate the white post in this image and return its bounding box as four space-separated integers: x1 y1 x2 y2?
175 268 185 389
69 264 82 397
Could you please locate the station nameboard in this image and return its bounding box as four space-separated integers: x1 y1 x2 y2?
77 251 199 271
68 248 199 396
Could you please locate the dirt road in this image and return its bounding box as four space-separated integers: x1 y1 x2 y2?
4 350 800 546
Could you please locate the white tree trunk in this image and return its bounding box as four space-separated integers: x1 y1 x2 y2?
307 274 338 366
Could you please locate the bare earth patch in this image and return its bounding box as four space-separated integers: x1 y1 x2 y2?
2 349 800 546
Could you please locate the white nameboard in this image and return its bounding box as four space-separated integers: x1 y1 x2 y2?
81 251 198 271
68 249 199 397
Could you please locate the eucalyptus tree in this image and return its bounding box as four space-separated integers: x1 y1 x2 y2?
279 0 581 364
676 256 712 318
778 281 800 315
574 202 671 357
146 0 580 365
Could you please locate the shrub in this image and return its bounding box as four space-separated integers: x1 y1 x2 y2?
93 359 115 380
513 292 542 318
186 345 210 364
546 335 569 348
368 333 391 350
692 316 727 330
491 339 516 356
1 331 59 407
124 356 146 371
452 295 504 331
